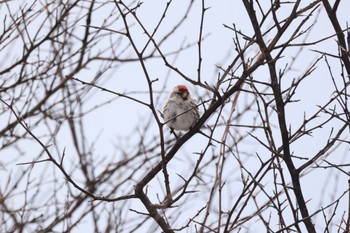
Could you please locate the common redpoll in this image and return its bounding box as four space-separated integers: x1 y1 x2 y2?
163 85 200 131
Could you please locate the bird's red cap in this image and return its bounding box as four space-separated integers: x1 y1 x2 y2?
177 85 188 92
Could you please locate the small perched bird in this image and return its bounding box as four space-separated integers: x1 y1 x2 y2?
163 85 200 131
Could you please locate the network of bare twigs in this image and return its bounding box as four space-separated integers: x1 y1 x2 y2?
0 0 349 233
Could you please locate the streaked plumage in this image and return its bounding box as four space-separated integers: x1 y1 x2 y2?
163 85 199 131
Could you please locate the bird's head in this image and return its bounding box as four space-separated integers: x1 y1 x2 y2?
172 85 190 100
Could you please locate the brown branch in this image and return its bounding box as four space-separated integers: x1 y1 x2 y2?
242 1 316 232
322 0 350 76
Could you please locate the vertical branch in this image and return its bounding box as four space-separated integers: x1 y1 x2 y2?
217 89 242 232
116 2 173 201
322 0 350 76
242 0 316 232
112 2 176 232
196 0 207 83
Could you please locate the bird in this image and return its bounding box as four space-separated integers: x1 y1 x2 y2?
163 85 200 132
